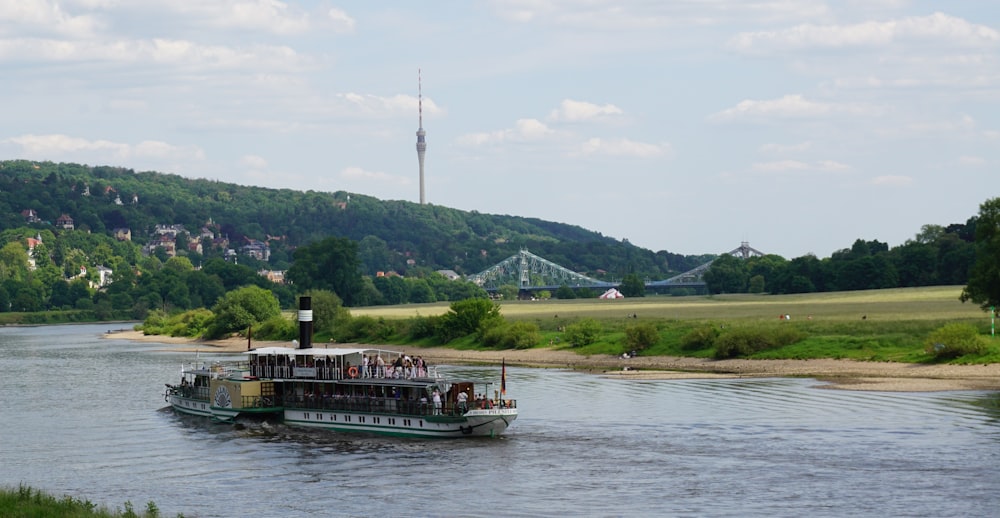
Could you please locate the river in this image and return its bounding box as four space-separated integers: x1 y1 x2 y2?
2 323 999 517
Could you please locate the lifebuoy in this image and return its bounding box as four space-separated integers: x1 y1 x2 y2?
347 366 359 378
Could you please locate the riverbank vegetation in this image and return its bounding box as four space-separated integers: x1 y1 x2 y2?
343 286 999 364
0 484 175 518
139 286 1000 365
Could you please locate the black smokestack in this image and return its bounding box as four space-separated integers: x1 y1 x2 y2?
298 296 312 349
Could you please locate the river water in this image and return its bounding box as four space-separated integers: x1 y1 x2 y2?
2 323 999 517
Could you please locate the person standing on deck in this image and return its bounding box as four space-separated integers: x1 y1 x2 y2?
432 389 442 415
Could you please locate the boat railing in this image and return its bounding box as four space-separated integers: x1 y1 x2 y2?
247 364 439 381
167 385 210 401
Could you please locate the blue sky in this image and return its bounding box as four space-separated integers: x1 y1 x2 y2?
2 1 998 259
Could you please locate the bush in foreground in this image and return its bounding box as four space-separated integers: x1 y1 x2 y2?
481 321 541 349
623 322 660 352
924 323 988 360
0 484 175 517
564 318 602 347
713 326 805 359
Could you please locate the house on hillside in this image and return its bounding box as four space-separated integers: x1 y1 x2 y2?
21 209 40 224
95 266 113 288
436 269 461 280
56 214 74 230
144 234 177 257
26 235 41 270
113 228 132 241
260 270 285 284
241 239 270 261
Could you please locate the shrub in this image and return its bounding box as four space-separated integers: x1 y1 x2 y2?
713 326 805 359
564 318 602 347
407 315 440 340
335 315 396 343
436 298 502 342
681 325 720 351
624 322 660 351
254 314 297 341
481 321 541 349
924 323 988 360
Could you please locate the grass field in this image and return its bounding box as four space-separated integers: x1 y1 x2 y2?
354 286 984 323
352 286 999 364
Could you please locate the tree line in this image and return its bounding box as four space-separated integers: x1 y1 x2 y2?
702 223 976 295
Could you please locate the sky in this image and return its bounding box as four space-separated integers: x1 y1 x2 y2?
2 1 998 260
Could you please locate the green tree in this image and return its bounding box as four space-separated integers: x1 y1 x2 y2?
374 275 408 305
302 289 350 335
407 278 435 303
0 242 30 282
619 273 645 297
498 285 518 301
437 298 502 341
206 285 281 339
961 197 1000 311
564 318 601 347
286 236 363 306
703 254 748 294
555 285 577 299
624 321 660 351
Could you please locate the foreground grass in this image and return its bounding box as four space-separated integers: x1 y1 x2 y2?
0 484 174 518
353 286 1000 364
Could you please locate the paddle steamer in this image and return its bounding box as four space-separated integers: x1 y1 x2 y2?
164 297 517 438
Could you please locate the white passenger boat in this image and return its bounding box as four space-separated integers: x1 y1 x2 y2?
164 298 517 438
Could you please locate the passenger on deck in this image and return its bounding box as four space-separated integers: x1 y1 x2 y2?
456 390 468 413
432 389 442 415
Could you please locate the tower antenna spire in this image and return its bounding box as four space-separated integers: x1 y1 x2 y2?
415 69 427 204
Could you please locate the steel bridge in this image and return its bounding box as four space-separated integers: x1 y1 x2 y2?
466 242 765 293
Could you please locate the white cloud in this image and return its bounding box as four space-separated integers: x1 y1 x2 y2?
241 154 268 169
871 175 912 186
751 160 850 173
957 155 985 166
0 37 306 70
0 0 103 38
578 137 668 158
3 133 204 163
490 0 831 28
165 0 312 35
548 99 623 122
328 8 356 33
457 118 554 146
340 166 410 186
759 141 812 154
339 92 441 118
711 94 877 121
730 12 1000 53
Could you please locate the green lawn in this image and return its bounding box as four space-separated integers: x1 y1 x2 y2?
352 286 999 363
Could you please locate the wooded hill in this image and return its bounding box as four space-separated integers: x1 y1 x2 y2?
0 160 711 280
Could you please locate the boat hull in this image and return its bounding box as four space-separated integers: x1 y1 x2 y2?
282 407 517 438
167 394 213 418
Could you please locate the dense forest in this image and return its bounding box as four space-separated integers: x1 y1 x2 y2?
0 160 710 280
0 159 982 321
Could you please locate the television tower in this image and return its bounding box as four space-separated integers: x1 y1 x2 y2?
415 69 427 205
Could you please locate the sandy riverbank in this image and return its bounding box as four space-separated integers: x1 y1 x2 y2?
107 330 1000 392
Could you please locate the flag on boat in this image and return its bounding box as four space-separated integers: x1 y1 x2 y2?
501 358 506 395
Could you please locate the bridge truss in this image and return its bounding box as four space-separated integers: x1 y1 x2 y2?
466 249 614 291
648 241 766 288
467 242 766 292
